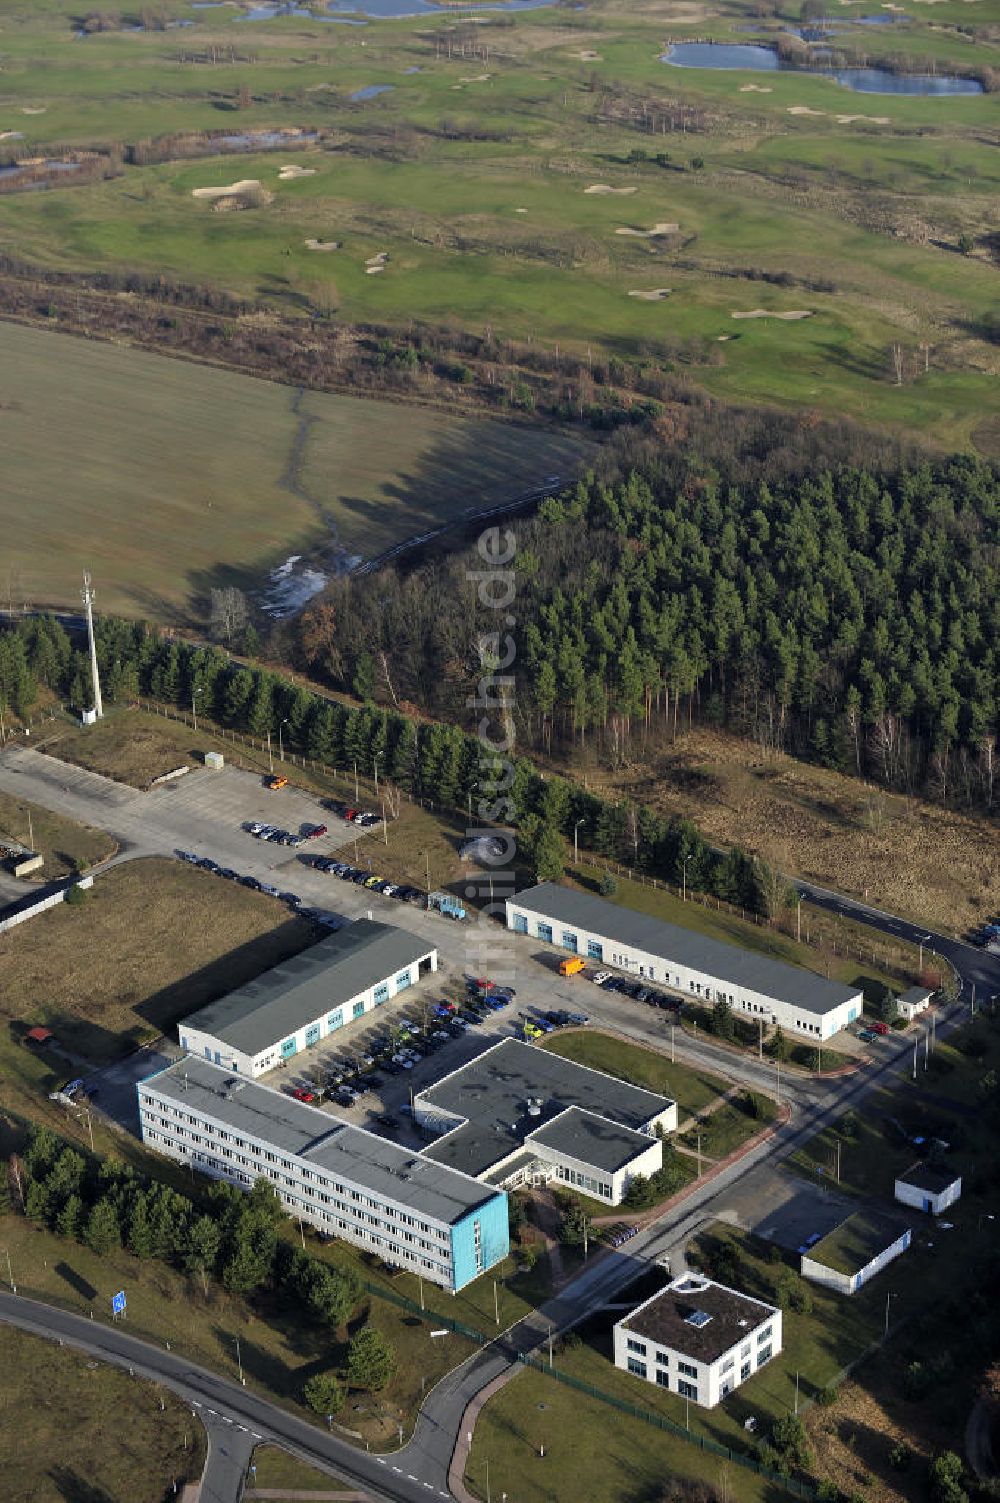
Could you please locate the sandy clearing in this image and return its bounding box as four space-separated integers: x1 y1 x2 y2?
629 288 671 300
304 238 339 251
459 73 491 82
835 112 890 124
586 183 638 195
279 164 316 179
739 82 773 92
574 49 602 59
21 106 46 115
191 178 262 200
788 105 826 116
732 308 813 320
615 221 679 237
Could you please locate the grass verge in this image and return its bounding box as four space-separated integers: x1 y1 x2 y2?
0 790 115 880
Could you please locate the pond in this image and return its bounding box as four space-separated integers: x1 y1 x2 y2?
216 129 320 148
661 41 982 95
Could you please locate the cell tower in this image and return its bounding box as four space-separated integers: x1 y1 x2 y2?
81 571 104 720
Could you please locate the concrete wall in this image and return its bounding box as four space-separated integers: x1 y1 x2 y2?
507 905 860 1041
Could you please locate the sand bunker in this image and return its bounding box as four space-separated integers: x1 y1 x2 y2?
788 105 826 116
615 222 679 237
279 164 316 180
835 112 890 123
304 238 339 251
191 179 263 200
628 288 671 300
732 308 813 320
586 183 638 195
740 83 773 92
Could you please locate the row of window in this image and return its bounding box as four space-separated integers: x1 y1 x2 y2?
555 1164 613 1199
141 1103 446 1243
145 1127 451 1275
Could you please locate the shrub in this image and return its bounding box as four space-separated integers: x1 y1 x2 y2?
599 870 618 896
889 1441 912 1472
303 1372 345 1416
345 1327 396 1392
64 883 87 907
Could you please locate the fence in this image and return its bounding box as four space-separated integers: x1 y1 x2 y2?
359 1276 487 1347
0 877 77 936
516 1350 820 1499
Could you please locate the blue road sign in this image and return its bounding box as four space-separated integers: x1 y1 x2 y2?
112 1290 126 1316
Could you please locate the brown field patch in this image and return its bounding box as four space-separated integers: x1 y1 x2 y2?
565 725 1000 933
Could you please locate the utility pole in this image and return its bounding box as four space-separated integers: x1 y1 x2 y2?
373 754 381 798
2 1247 15 1293
236 1335 245 1386
796 895 802 945
696 1130 702 1178
912 1037 918 1081
278 717 289 761
266 730 273 774
758 1018 763 1062
81 571 103 719
547 1323 553 1368
21 805 33 855
493 1279 499 1326
794 1370 800 1415
191 688 202 733
574 818 584 867
918 934 930 973
670 1024 675 1064
354 760 360 803
835 1137 841 1184
682 854 692 903
425 850 431 896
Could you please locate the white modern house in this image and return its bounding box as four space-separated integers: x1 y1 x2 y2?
178 919 437 1078
506 882 862 1041
895 986 934 1023
800 1209 912 1295
614 1274 782 1408
414 1038 676 1205
138 1056 507 1292
895 1162 962 1216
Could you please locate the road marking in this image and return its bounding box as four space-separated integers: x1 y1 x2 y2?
422 1483 434 1491
376 1457 386 1465
392 1466 402 1473
407 1474 418 1482
252 1433 262 1440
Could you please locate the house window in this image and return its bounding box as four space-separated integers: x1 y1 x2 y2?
678 1380 698 1401
537 923 553 943
741 1362 751 1382
757 1347 772 1368
627 1358 647 1379
655 1370 670 1387
626 1339 647 1355
512 913 528 934
678 1361 697 1379
757 1326 772 1344
587 940 603 960
561 931 577 952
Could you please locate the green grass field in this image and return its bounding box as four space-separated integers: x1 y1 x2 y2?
0 1324 206 1503
2 0 1000 454
0 320 587 619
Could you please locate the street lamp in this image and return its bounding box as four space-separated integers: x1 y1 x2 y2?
191 687 204 733
235 1335 245 1386
19 805 33 854
884 1291 897 1339
278 717 290 762
681 853 693 903
373 753 382 798
918 933 931 973
574 818 584 867
1 1247 15 1293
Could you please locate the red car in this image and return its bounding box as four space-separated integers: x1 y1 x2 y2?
344 808 359 822
305 824 328 840
291 1086 317 1103
870 1020 891 1036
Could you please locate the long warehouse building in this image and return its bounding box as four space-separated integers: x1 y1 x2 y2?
179 919 437 1077
138 1056 508 1292
506 883 862 1041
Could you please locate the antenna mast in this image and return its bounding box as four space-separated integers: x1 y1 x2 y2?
81 571 103 720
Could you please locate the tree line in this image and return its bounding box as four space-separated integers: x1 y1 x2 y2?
291 449 1000 810
9 1123 396 1410
0 613 770 913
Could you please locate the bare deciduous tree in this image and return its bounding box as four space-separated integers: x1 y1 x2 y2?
209 586 249 645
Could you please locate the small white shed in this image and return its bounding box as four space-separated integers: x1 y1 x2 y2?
894 1161 962 1216
896 986 933 1022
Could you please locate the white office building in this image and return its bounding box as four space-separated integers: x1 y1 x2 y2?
414 1038 676 1206
178 919 437 1077
507 882 862 1042
138 1056 508 1292
614 1274 782 1409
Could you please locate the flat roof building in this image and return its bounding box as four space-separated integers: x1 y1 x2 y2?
894 1161 962 1216
614 1274 782 1409
138 1056 507 1292
179 919 437 1077
414 1038 676 1206
896 986 934 1022
507 883 862 1041
800 1208 911 1295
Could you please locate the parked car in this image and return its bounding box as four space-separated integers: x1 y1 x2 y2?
265 774 288 791
291 1087 316 1103
567 1013 590 1026
305 824 328 840
259 882 281 898
240 875 262 890
858 1028 878 1043
870 1021 891 1036
375 1114 398 1129
591 970 611 985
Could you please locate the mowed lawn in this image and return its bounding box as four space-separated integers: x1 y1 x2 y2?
0 855 318 1077
0 1325 206 1503
0 322 588 620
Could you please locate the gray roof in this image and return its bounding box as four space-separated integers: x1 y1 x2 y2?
509 883 860 1017
528 1107 655 1174
896 1160 960 1195
621 1276 777 1366
181 919 433 1057
139 1055 495 1226
897 986 934 1007
417 1037 672 1178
